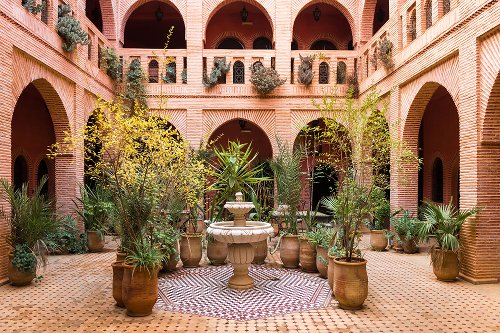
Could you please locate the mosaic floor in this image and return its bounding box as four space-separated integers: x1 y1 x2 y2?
157 265 331 320
0 235 499 332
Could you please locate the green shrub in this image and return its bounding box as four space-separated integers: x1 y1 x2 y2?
101 48 123 81
250 65 286 95
125 59 147 106
12 244 37 272
57 4 90 53
22 0 46 14
203 58 230 88
44 216 86 254
298 54 314 85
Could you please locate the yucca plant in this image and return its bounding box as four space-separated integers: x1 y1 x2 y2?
0 176 59 274
418 201 478 252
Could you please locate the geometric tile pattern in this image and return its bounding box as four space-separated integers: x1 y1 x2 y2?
156 265 332 320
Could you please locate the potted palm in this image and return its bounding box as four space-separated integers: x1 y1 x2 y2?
75 185 112 253
389 210 420 254
270 140 304 269
0 176 58 286
418 201 478 281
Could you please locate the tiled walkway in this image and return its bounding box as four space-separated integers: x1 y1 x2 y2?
0 236 499 333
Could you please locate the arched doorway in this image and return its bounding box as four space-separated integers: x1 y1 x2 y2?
205 1 273 49
86 0 103 32
294 118 351 211
124 1 186 48
85 0 115 39
417 86 459 207
360 0 390 40
12 83 56 198
293 2 353 50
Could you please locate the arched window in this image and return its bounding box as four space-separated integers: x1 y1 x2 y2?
252 61 264 72
291 40 298 50
432 158 444 202
13 155 28 192
37 159 49 198
85 0 103 32
425 0 432 30
310 40 337 50
409 9 417 42
164 62 176 83
443 0 451 14
336 61 347 84
217 38 244 49
233 61 245 84
148 60 159 83
253 37 272 50
319 62 329 84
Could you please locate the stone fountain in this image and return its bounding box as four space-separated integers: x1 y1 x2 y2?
207 192 274 290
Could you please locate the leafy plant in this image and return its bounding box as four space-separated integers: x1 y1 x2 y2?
101 48 123 81
203 58 231 88
125 59 147 106
307 227 337 249
125 238 164 275
162 63 177 83
365 186 390 230
57 4 90 52
74 185 113 238
373 37 394 70
388 210 420 245
270 140 304 235
181 68 187 84
209 141 268 220
152 220 181 265
11 244 37 272
44 215 86 254
298 54 315 85
0 176 59 272
250 65 286 95
418 201 478 252
22 0 46 14
346 74 359 98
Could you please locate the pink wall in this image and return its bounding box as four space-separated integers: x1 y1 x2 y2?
293 3 353 50
11 84 56 197
420 86 459 206
205 1 272 49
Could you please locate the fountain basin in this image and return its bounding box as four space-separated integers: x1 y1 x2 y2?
207 221 274 244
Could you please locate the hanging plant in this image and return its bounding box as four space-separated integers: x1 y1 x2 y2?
375 37 394 70
203 58 231 88
298 54 315 85
22 0 46 14
181 68 187 84
125 59 147 106
57 4 90 53
162 63 177 83
347 74 359 98
101 47 123 82
250 65 286 95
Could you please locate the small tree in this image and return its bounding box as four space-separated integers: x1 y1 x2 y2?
57 4 90 52
125 59 146 107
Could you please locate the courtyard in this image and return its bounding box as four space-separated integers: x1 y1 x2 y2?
1 237 499 333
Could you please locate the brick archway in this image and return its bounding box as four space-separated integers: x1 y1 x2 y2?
359 0 390 42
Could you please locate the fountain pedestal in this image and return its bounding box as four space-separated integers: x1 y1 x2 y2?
207 192 274 290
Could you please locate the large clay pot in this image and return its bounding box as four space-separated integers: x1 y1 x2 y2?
180 234 202 268
316 246 328 278
370 230 388 251
122 264 160 317
207 238 228 265
431 248 459 281
280 235 300 268
402 238 419 254
299 238 318 272
334 258 368 310
8 254 35 286
87 231 105 252
327 255 335 292
111 261 125 307
252 239 268 265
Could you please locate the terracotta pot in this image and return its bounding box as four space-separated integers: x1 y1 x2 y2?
117 251 127 262
86 231 105 253
279 235 300 268
327 255 335 292
316 246 328 278
299 238 318 273
393 237 403 251
431 248 459 281
252 239 268 265
402 238 419 254
8 254 35 286
370 230 388 251
122 264 160 317
207 238 228 265
162 240 180 271
180 234 202 268
111 261 125 307
334 258 368 310
187 221 205 234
